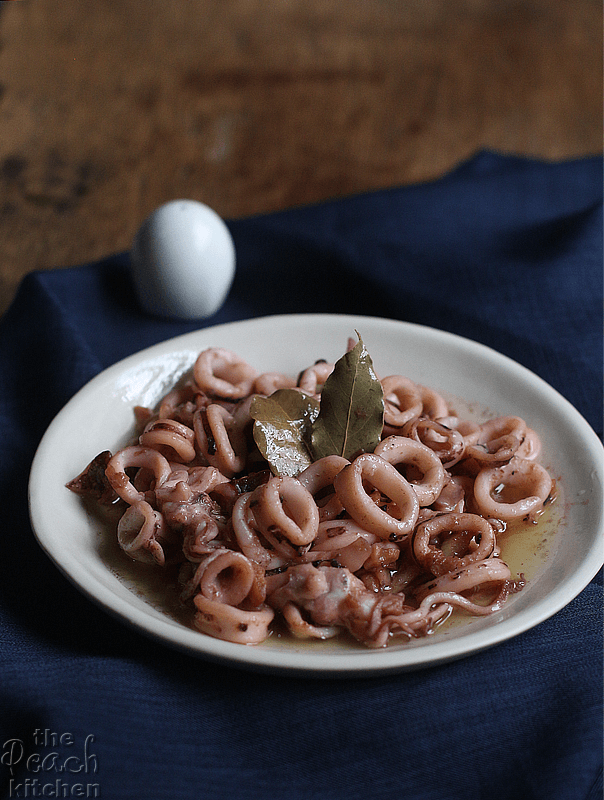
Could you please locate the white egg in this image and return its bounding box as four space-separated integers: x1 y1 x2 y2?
131 199 236 319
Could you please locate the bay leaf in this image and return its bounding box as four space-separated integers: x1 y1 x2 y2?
250 389 320 477
310 333 384 461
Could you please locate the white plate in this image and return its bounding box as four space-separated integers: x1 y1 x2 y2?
28 314 604 676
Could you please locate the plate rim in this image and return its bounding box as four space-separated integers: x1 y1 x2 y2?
28 312 604 676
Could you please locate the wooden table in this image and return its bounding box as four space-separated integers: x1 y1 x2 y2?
0 0 601 315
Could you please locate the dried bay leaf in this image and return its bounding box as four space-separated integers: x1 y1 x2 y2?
310 334 384 461
251 389 320 477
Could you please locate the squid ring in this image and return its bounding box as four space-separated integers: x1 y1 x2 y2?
402 417 466 468
333 453 419 540
105 445 172 505
117 500 167 565
297 361 334 395
412 512 496 576
464 416 526 464
417 384 449 419
515 427 542 461
196 549 258 607
193 594 274 644
193 347 257 399
374 436 446 506
416 557 512 600
297 455 349 520
193 404 247 478
231 492 272 567
473 459 553 521
139 418 196 463
380 375 423 428
281 602 340 640
252 476 319 547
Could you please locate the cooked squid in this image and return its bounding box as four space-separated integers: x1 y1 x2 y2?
68 344 555 648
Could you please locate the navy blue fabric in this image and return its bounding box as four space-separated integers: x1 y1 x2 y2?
0 151 601 800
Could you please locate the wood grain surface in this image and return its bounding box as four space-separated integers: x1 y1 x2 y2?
0 0 601 314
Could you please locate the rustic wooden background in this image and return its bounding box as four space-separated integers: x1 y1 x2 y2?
0 0 601 315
